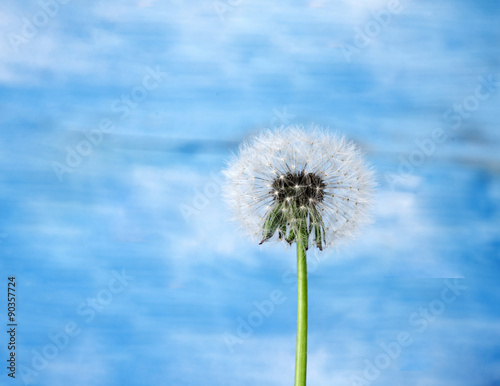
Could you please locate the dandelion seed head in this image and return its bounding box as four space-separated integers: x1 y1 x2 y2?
222 125 376 250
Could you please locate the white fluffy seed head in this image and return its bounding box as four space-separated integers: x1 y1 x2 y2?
222 125 376 250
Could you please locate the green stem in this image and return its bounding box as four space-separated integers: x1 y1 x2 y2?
294 227 308 386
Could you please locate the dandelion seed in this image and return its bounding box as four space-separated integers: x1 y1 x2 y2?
223 126 374 248
222 125 375 386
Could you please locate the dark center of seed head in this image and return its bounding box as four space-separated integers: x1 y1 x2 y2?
271 171 326 206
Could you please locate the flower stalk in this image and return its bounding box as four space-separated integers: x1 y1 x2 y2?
222 126 375 386
295 224 308 386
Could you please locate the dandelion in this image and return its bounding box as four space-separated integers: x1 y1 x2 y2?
223 125 375 386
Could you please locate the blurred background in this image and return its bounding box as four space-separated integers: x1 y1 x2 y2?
1 0 499 385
